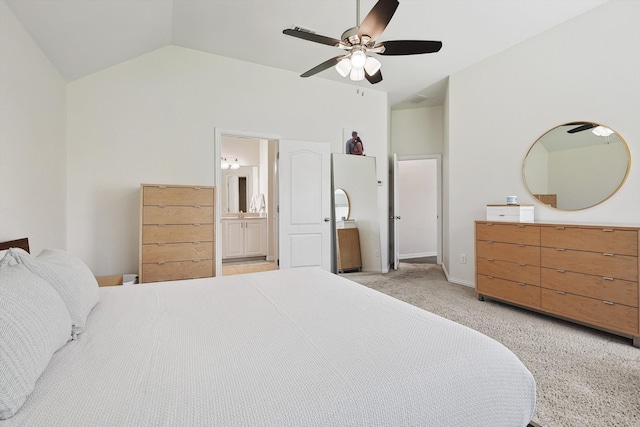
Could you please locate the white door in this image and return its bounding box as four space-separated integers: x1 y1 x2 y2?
392 153 400 270
278 140 331 271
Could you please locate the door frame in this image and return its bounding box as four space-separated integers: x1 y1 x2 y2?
214 128 281 276
393 154 442 267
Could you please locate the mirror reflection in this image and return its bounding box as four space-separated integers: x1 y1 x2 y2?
335 189 350 220
523 122 630 210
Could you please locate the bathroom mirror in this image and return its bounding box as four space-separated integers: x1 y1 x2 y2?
335 189 350 220
221 166 258 213
523 122 630 211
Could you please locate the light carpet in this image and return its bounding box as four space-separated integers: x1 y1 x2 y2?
345 263 640 427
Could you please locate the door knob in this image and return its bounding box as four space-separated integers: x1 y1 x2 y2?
324 218 331 222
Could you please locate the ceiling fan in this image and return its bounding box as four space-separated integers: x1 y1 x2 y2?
564 122 614 137
282 0 442 84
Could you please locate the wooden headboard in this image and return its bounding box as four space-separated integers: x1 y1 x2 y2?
0 238 30 253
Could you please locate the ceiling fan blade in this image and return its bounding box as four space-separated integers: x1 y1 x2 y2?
375 40 443 55
283 28 341 47
567 123 597 133
358 0 399 42
365 69 383 84
301 56 345 78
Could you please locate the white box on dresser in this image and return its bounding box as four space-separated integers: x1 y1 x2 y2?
486 204 534 222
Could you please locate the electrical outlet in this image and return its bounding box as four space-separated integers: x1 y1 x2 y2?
460 254 467 264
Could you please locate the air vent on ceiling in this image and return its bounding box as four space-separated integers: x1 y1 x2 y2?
408 94 430 105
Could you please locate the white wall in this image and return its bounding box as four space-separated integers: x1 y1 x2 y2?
66 45 389 275
0 1 67 254
391 106 443 155
446 0 640 286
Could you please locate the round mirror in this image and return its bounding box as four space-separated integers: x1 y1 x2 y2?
334 189 350 220
523 122 630 210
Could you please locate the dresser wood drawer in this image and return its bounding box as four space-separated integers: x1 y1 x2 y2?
143 206 214 225
142 224 214 244
476 240 540 265
541 247 638 282
143 185 214 206
541 226 637 256
476 223 540 246
541 268 638 307
477 275 540 308
477 258 540 286
142 242 213 263
541 288 639 335
142 260 214 283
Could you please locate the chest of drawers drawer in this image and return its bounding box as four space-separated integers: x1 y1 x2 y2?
476 223 540 245
142 260 214 283
142 224 214 244
143 186 214 206
541 247 638 282
541 227 638 256
143 206 214 225
541 268 638 306
142 242 213 263
541 288 639 335
476 240 540 265
477 257 540 285
477 275 540 307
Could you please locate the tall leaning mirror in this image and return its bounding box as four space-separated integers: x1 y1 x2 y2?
523 122 630 210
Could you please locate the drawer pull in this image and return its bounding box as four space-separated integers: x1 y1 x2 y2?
192 259 200 263
555 226 565 230
603 301 615 305
157 243 165 246
556 269 565 273
157 204 165 208
486 223 493 226
603 253 614 257
193 223 201 226
518 263 526 267
603 277 614 281
556 290 566 295
193 187 201 190
518 244 525 247
486 275 494 279
499 214 505 217
486 240 494 244
555 248 565 251
602 229 614 232
193 241 200 245
157 261 165 265
157 224 165 227
194 205 201 208
158 185 166 189
517 282 526 287
487 258 494 262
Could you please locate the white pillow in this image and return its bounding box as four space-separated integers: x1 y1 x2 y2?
8 248 99 338
0 263 72 419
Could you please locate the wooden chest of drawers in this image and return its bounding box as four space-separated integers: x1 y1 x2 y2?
140 184 216 283
476 221 640 345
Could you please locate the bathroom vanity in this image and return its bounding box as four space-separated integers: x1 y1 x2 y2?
221 214 267 260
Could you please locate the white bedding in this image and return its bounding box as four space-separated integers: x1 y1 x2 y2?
5 267 535 426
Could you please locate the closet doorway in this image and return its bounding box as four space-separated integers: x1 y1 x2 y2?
392 155 442 269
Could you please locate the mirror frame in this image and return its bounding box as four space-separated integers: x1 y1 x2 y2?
522 121 631 211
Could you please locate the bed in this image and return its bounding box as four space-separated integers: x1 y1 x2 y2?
0 239 536 426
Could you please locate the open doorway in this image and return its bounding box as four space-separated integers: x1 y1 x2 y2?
394 155 442 268
216 132 278 276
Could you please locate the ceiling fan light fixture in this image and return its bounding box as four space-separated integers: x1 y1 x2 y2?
592 125 614 137
350 50 367 69
350 67 365 81
364 56 381 76
335 58 352 77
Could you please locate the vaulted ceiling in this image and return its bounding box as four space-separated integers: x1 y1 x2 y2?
5 0 608 109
